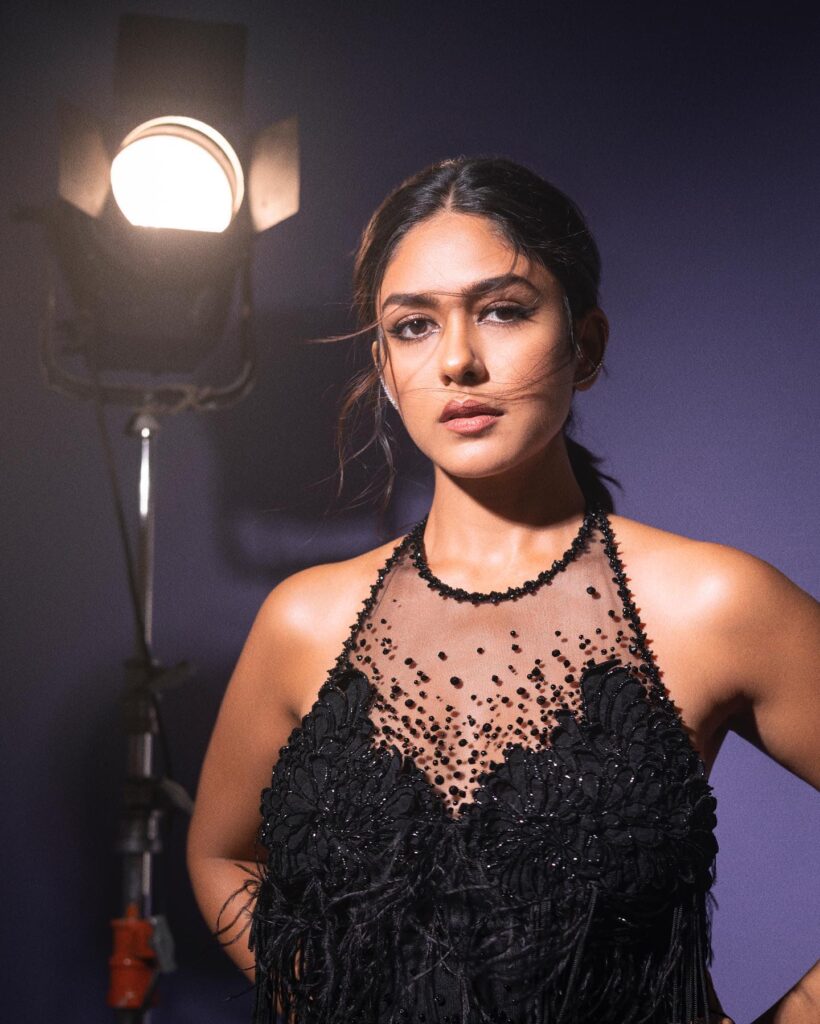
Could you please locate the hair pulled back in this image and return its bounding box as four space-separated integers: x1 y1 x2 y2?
337 157 620 515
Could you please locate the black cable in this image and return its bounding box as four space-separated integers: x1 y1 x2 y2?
84 338 153 669
150 688 174 782
83 345 185 795
84 340 190 789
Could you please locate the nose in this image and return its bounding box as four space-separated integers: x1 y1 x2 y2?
438 312 487 385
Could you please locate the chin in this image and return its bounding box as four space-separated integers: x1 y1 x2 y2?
435 449 541 482
414 425 557 481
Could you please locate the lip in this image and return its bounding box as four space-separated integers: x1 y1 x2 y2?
439 400 503 423
443 413 501 435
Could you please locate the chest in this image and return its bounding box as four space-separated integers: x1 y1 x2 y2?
293 516 734 779
265 664 718 901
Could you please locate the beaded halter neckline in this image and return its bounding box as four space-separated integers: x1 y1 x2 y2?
407 506 599 604
331 503 677 733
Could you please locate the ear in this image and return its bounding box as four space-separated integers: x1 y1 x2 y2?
572 308 609 391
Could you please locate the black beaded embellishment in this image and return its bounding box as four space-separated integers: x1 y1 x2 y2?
408 506 598 604
332 527 419 675
594 508 669 704
329 502 696 775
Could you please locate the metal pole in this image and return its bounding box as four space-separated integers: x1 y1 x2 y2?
109 409 186 1018
135 413 158 654
110 412 164 1022
124 411 161 918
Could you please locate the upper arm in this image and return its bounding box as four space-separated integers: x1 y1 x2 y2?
187 567 340 866
706 546 820 789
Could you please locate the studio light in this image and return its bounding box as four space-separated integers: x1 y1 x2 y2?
41 11 299 399
110 116 245 233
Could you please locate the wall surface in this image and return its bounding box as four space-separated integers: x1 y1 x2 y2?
1 2 818 1022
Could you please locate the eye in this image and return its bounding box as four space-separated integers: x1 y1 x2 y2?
481 302 536 324
387 315 438 342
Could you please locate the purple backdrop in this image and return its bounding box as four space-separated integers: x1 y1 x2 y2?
2 3 818 1022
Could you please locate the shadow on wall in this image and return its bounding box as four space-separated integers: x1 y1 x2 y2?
204 305 432 583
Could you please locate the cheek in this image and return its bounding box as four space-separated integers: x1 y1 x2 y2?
381 348 432 400
488 337 573 397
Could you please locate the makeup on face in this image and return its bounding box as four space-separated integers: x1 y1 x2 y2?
381 273 545 345
374 212 576 478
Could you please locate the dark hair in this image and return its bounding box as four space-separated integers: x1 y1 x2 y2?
335 156 620 515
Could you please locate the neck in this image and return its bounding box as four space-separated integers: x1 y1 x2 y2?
422 436 589 584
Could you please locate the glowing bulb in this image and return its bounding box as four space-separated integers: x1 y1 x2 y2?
111 117 244 233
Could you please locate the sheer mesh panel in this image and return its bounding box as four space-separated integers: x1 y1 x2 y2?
345 513 654 816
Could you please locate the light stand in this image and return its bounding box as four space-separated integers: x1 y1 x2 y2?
30 218 261 1019
108 411 194 1021
22 13 301 1017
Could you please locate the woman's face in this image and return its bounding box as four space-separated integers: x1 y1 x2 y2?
375 210 581 481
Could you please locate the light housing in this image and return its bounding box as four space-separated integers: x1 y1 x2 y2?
44 13 299 394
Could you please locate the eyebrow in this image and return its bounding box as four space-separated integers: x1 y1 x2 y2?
380 273 542 314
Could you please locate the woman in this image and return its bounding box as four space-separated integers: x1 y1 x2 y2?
187 158 819 1023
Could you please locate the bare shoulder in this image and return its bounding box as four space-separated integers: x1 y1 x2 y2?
253 533 405 718
608 511 813 628
608 512 818 719
611 512 820 785
261 533 403 637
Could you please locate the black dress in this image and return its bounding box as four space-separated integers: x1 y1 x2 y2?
246 507 719 1023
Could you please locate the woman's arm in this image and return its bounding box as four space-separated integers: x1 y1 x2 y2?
749 958 820 1023
721 551 820 790
186 569 335 977
700 546 820 1020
